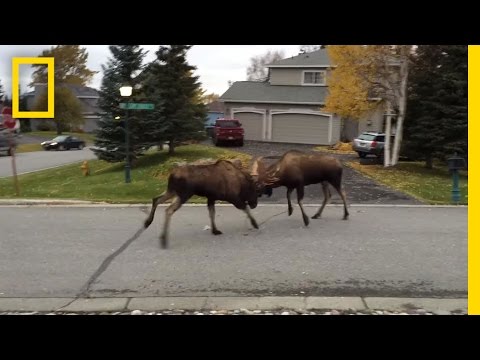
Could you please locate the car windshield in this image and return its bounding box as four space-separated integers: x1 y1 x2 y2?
358 134 376 141
217 121 240 128
52 136 69 142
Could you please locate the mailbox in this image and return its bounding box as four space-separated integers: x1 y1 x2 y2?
447 153 466 171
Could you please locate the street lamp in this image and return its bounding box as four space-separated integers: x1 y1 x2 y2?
120 85 133 183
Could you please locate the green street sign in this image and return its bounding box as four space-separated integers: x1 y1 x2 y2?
120 103 155 110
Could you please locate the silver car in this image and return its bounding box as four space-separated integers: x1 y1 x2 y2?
352 132 394 158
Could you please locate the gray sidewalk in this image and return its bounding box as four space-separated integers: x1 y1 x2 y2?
0 296 468 315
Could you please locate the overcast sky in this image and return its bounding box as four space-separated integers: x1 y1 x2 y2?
0 45 302 97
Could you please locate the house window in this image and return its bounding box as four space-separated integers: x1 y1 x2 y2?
303 71 326 85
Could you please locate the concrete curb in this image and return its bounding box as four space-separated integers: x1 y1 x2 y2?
0 296 467 314
0 200 467 208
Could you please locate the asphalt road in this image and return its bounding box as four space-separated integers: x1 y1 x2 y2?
0 148 97 178
0 205 467 298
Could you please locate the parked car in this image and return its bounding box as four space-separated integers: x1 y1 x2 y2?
41 135 86 151
0 131 17 156
211 118 244 147
352 131 395 158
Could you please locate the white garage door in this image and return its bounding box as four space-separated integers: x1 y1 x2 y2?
271 113 330 144
233 112 264 141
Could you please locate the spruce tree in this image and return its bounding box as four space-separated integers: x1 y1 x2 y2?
142 45 207 154
404 45 467 168
94 45 148 162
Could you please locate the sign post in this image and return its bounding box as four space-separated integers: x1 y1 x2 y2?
118 103 155 183
2 107 20 196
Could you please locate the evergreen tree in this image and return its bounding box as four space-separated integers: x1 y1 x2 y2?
93 45 149 162
142 45 207 154
404 45 467 168
437 45 468 160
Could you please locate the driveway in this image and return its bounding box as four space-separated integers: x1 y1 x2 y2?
209 140 422 205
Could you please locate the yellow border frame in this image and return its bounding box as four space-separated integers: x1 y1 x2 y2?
12 57 54 118
468 45 478 315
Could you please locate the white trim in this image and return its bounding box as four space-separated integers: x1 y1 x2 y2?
301 70 326 86
232 108 266 141
270 110 332 117
77 96 99 99
328 116 333 143
222 100 324 105
267 65 333 68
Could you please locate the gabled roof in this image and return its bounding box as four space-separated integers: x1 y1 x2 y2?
220 81 327 105
267 48 331 68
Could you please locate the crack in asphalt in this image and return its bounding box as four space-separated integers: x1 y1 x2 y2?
56 226 147 310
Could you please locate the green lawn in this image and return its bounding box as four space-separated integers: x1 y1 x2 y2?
0 144 251 203
346 161 468 205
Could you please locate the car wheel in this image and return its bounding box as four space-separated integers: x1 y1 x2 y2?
238 140 244 147
58 145 65 151
7 148 14 156
358 152 367 158
78 144 84 150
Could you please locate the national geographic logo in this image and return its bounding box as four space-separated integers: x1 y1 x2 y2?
11 57 55 118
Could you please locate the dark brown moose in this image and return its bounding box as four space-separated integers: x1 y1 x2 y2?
144 159 266 249
252 150 349 226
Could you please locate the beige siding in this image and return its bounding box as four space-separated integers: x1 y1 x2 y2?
269 68 303 85
271 114 330 144
269 68 329 86
358 104 385 134
331 115 342 143
233 112 264 140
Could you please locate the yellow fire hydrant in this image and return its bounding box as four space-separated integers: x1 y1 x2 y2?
80 161 90 176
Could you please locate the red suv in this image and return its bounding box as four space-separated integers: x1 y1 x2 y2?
212 118 244 147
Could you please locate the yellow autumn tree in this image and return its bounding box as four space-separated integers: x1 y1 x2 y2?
325 45 412 167
324 45 377 119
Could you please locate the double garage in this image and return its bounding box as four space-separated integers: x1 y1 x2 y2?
232 109 339 145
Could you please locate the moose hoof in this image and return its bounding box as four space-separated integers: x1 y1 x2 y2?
288 208 293 216
311 214 320 219
251 221 259 229
160 235 168 249
144 219 152 228
343 215 349 220
303 217 310 226
212 229 223 235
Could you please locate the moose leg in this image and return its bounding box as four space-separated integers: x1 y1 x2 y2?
296 186 310 226
144 191 174 228
208 199 222 235
160 196 183 249
287 188 294 216
332 182 349 220
312 182 331 219
243 205 259 229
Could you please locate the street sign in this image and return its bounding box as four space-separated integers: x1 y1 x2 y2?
120 103 155 110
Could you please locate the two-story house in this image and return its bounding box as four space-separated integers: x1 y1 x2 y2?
23 83 101 133
219 48 385 144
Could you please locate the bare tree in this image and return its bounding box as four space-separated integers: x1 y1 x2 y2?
246 50 285 81
299 45 322 53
